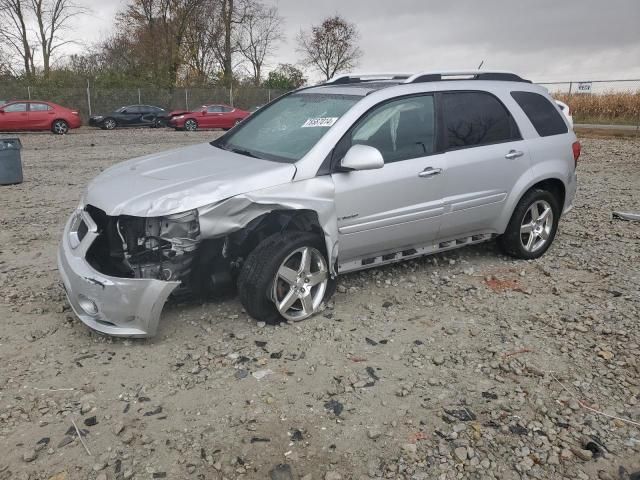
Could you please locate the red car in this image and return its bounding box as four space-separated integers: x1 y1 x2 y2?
168 104 250 131
0 100 81 134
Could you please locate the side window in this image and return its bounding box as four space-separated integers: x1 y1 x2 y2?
511 91 569 137
442 92 519 149
222 106 234 113
350 95 436 163
4 103 28 112
30 103 51 111
127 106 141 114
207 105 223 113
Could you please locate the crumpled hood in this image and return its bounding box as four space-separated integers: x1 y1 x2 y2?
85 143 296 217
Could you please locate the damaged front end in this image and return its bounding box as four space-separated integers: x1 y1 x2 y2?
58 206 202 337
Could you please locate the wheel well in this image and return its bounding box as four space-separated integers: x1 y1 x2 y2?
529 178 565 210
229 209 323 258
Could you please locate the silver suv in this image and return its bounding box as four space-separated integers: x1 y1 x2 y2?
58 70 580 337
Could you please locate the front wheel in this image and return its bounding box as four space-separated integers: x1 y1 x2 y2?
103 118 117 130
184 119 198 131
237 232 335 324
498 188 560 259
52 120 69 135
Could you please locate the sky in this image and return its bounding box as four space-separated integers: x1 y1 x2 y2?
73 0 640 83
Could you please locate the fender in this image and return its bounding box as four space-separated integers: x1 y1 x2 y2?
495 157 572 234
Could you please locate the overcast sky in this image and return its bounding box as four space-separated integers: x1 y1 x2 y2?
74 0 640 82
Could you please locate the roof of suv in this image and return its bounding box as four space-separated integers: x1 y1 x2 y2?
302 70 534 97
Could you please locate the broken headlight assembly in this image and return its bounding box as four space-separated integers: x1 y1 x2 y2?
86 206 201 282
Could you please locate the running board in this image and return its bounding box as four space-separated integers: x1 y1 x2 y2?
338 233 497 274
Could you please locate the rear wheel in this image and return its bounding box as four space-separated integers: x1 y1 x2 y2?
498 188 560 259
184 119 198 131
52 119 69 135
238 232 335 324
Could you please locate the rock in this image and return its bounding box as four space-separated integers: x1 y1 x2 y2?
235 369 249 379
113 423 125 436
92 462 107 472
96 474 107 480
571 447 594 461
432 354 445 366
269 464 293 480
22 449 37 462
325 472 342 480
123 469 134 480
252 369 273 380
367 428 382 440
84 416 98 426
597 350 614 361
454 447 468 462
257 322 266 328
301 475 313 480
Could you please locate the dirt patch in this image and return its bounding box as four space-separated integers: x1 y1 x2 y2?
1 129 639 479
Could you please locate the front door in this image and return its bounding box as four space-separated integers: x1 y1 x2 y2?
203 105 224 128
332 94 445 264
0 102 29 130
437 91 533 240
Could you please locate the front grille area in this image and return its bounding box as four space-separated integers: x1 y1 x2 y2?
85 205 135 277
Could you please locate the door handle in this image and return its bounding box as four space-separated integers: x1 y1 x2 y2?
418 167 442 178
505 150 524 160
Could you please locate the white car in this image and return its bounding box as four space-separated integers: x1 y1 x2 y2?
555 100 573 127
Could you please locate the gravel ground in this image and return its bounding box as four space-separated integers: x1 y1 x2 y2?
0 128 639 480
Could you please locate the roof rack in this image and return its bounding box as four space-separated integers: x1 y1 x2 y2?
323 70 531 85
403 70 531 84
325 73 413 85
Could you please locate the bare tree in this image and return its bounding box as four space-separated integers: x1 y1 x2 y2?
0 0 35 76
30 0 85 77
183 0 223 84
297 15 362 81
213 0 254 87
238 1 283 86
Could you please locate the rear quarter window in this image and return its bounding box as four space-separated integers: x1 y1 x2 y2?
511 91 568 137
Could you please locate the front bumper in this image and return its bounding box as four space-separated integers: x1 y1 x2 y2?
57 209 180 337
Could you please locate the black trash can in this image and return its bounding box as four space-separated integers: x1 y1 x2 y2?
0 138 23 185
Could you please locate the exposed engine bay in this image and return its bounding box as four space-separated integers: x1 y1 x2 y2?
85 205 201 284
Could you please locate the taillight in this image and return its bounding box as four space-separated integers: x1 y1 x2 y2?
572 141 581 168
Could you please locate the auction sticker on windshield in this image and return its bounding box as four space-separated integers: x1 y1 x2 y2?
302 117 339 128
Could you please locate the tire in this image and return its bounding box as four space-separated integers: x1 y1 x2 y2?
238 231 335 325
498 188 560 259
51 119 69 135
184 119 198 131
103 118 117 130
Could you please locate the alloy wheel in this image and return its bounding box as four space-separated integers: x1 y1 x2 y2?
53 120 68 135
272 246 328 322
185 120 197 131
104 119 116 130
520 200 554 253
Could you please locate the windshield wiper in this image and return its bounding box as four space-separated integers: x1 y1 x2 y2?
228 147 261 159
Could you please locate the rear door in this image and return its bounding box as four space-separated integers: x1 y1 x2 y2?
0 102 29 130
28 102 54 129
437 91 532 240
333 94 446 263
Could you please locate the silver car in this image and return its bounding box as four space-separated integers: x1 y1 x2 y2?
58 70 580 337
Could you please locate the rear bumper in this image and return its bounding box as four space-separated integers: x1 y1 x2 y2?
57 209 180 337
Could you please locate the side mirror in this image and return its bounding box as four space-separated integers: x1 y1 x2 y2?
0 109 4 114
340 144 384 172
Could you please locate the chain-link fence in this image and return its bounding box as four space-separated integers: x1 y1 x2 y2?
0 81 289 121
535 79 640 126
2 78 639 125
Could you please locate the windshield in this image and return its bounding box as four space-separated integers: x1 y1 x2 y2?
214 92 360 163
